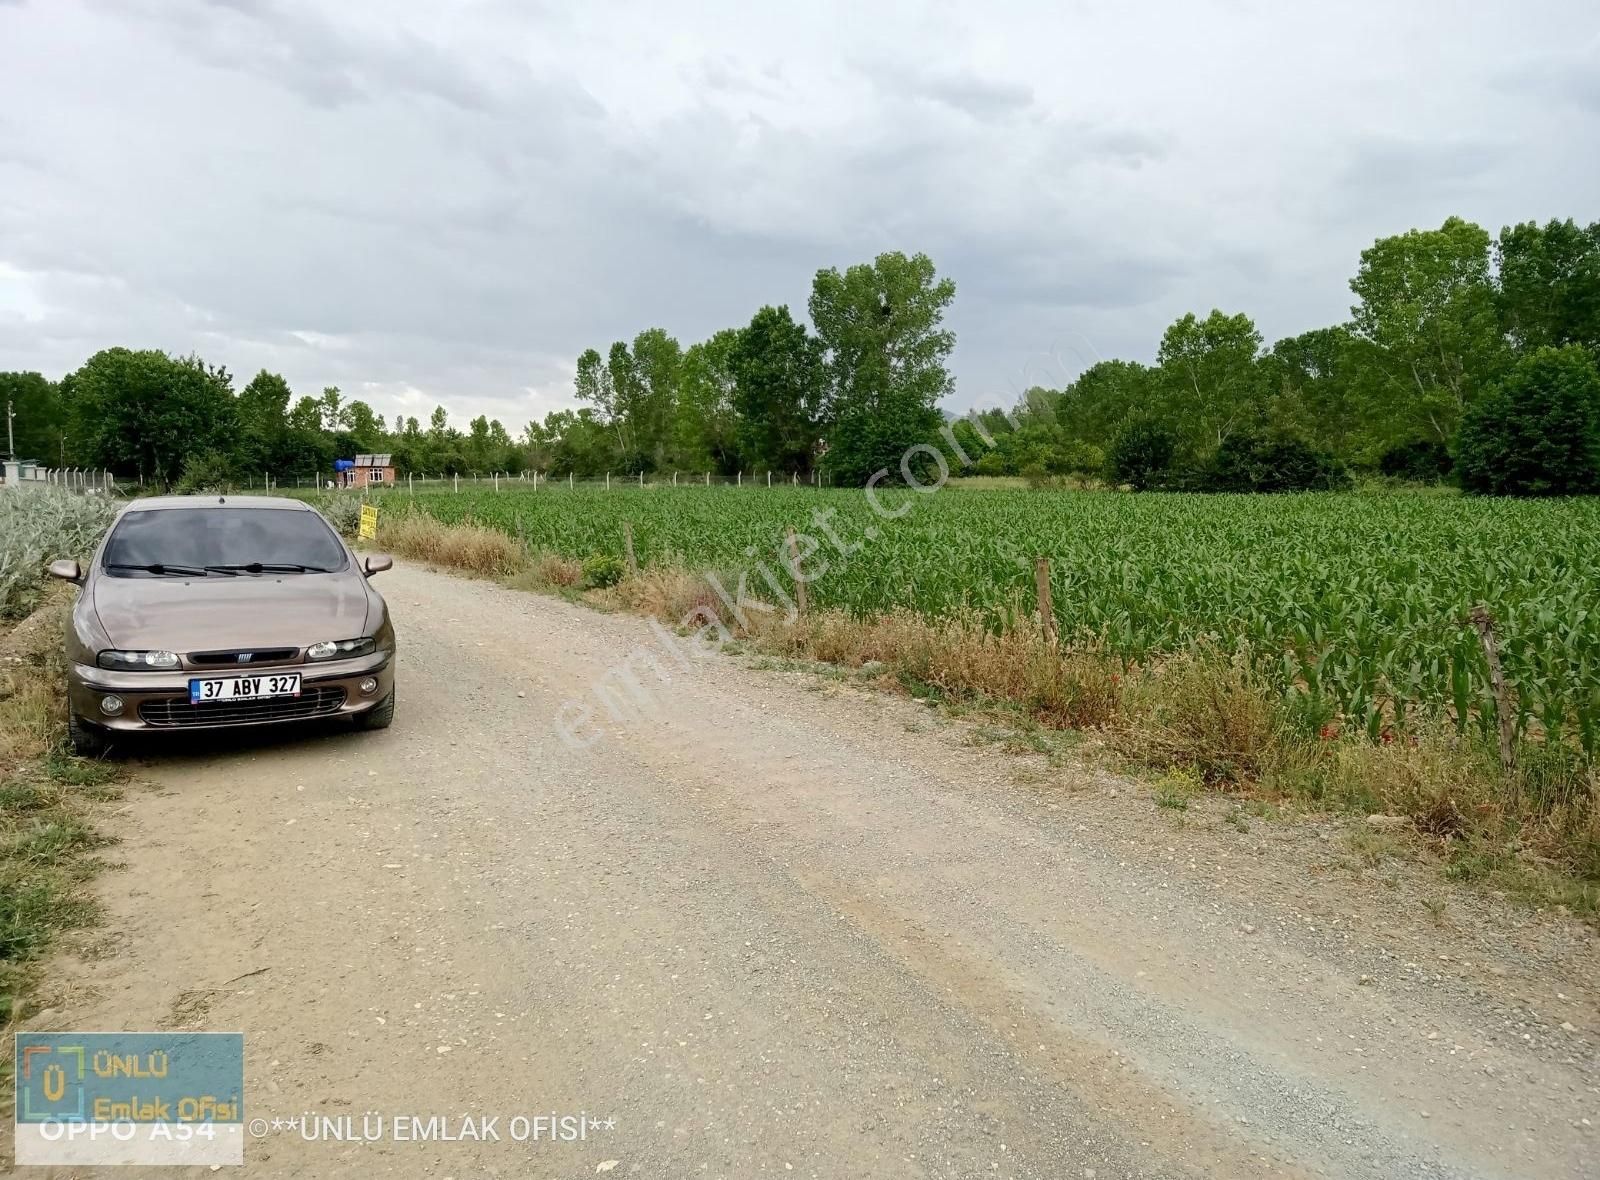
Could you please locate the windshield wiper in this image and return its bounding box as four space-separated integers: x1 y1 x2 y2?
105 562 215 577
203 562 335 574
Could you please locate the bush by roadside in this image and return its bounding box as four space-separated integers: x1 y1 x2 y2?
0 490 119 619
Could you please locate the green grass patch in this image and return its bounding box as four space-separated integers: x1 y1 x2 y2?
1 632 123 1054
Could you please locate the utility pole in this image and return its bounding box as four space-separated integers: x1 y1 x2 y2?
5 398 13 458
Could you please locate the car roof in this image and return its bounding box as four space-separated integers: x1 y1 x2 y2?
119 495 318 514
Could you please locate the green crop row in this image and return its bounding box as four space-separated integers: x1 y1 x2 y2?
336 485 1600 755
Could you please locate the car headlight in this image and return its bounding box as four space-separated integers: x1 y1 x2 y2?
306 638 377 661
97 649 180 671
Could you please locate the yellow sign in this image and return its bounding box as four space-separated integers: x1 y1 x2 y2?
358 504 379 541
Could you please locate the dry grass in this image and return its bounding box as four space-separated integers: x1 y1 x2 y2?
532 552 583 589
1117 647 1276 786
504 552 584 594
0 602 70 763
0 603 120 1033
379 514 528 577
0 673 60 764
746 609 1125 729
606 566 732 624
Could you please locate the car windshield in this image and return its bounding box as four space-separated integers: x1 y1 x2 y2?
102 508 347 576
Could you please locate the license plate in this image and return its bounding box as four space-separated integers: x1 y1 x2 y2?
189 673 301 703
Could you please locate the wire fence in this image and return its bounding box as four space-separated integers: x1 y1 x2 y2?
0 467 837 497
261 470 836 493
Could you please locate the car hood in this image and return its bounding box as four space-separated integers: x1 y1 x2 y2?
91 572 372 653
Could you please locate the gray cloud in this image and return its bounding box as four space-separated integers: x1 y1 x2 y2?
1318 134 1502 225
1 0 1595 431
883 66 1036 122
1496 44 1600 113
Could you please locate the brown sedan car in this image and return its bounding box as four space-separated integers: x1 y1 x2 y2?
49 495 397 756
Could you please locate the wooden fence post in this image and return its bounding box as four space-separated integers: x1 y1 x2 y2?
1034 557 1056 645
1470 605 1517 775
623 521 638 576
786 526 808 615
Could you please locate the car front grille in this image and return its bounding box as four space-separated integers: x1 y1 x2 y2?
187 648 300 666
139 687 347 728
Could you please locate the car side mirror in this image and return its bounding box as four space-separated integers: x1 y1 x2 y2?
363 554 393 577
48 559 83 584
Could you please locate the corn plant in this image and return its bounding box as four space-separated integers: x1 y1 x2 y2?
314 485 1600 755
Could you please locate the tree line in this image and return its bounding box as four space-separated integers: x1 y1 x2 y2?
0 250 956 489
3 220 1597 494
966 216 1600 493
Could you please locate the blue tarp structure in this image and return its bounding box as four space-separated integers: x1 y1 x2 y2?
333 459 356 472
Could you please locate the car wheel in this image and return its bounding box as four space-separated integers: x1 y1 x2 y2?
357 689 395 731
68 710 112 759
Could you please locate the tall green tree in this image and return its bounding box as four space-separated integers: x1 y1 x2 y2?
1496 219 1600 356
1056 360 1157 448
66 348 236 487
0 371 64 461
730 305 826 475
283 394 332 476
1261 327 1363 457
627 328 683 470
1349 216 1507 445
341 399 385 451
809 250 955 483
318 385 344 432
235 369 293 472
573 348 617 449
676 329 744 474
1154 310 1265 452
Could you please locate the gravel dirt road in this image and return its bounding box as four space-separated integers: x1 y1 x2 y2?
28 561 1600 1178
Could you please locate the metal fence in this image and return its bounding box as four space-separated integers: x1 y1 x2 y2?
1 468 838 497
273 470 835 493
0 467 121 494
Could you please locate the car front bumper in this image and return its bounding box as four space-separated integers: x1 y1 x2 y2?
66 651 395 733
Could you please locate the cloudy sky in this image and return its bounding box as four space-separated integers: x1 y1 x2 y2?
1 0 1596 430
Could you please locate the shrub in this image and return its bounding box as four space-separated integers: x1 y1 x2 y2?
1205 429 1351 492
1379 438 1453 482
1019 462 1052 489
1456 345 1600 496
1060 440 1105 476
0 491 118 619
972 451 1009 477
173 452 235 495
581 553 625 589
1104 419 1175 490
314 494 362 538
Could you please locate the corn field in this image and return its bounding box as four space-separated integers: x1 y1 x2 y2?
0 490 120 619
343 485 1600 755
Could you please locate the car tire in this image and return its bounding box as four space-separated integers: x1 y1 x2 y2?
357 689 395 731
68 710 112 759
